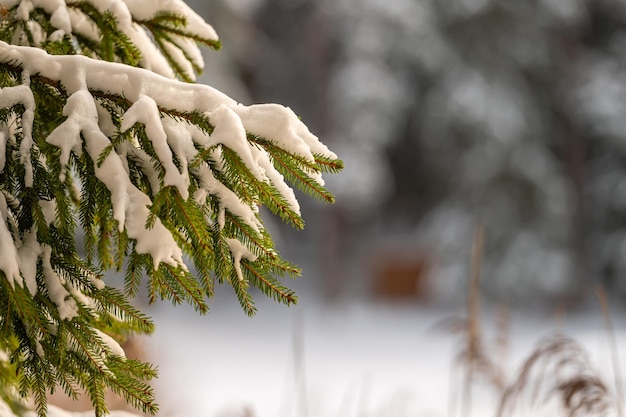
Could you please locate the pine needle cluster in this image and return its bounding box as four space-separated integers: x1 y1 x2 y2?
0 1 342 415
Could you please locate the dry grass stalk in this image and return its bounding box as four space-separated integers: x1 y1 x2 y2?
557 374 610 417
493 304 509 389
596 286 624 417
496 334 614 417
460 225 485 417
467 225 485 353
442 225 504 417
442 234 621 417
456 224 507 416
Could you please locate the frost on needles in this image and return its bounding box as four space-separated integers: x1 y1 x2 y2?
0 1 343 416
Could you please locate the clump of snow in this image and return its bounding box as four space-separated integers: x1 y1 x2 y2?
49 4 72 35
162 118 194 192
34 337 45 358
39 199 57 226
121 96 189 198
17 228 41 295
0 193 21 288
217 205 226 231
122 0 219 43
15 0 34 22
234 103 336 163
42 245 79 321
67 7 100 44
0 126 10 172
226 237 258 282
94 329 126 358
233 103 336 187
46 90 88 182
208 104 264 181
11 0 71 42
0 84 35 186
88 274 106 290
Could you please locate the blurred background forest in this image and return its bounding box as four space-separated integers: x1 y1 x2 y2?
186 0 626 307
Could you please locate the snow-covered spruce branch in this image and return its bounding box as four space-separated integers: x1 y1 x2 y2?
0 1 342 415
2 0 220 81
0 26 341 417
0 38 341 308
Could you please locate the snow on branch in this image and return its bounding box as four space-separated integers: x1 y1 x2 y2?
0 41 335 157
0 39 339 281
5 0 220 80
0 193 20 288
0 1 342 414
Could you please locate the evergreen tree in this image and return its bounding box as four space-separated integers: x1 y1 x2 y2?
0 1 342 416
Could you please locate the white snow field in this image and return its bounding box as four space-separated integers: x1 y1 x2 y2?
147 292 626 417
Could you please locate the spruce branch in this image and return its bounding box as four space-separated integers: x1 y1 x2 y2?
314 153 345 174
242 261 298 306
0 1 341 415
140 11 222 51
250 135 338 203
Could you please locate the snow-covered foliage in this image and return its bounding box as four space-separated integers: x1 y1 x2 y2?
4 0 219 80
0 1 342 416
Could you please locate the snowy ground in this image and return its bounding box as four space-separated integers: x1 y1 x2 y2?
145 289 626 417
